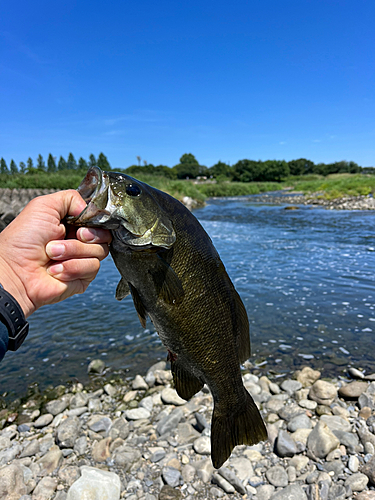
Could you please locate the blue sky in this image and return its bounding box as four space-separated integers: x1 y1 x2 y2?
1 0 374 169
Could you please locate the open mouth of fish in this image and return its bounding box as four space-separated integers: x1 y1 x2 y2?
68 166 122 230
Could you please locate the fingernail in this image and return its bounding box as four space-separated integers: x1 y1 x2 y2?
79 227 97 242
48 263 64 275
46 243 65 258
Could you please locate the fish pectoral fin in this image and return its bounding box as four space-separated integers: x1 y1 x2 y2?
115 278 130 301
211 389 268 469
149 255 184 305
234 290 251 363
129 283 147 328
170 358 204 401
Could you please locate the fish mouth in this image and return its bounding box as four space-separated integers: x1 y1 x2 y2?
68 166 122 230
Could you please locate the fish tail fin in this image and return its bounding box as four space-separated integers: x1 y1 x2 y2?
211 390 267 469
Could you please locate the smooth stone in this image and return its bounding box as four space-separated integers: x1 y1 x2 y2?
278 403 304 421
0 463 28 498
87 359 106 374
287 414 312 432
132 375 149 390
289 455 309 471
34 413 53 428
32 476 57 499
243 449 263 462
103 384 117 397
156 408 184 435
20 439 40 458
46 397 70 416
17 424 30 433
256 484 275 500
125 408 151 420
66 407 88 417
307 421 340 458
158 485 182 500
295 367 321 387
87 416 112 434
291 428 312 447
269 484 308 500
58 466 81 487
230 457 254 482
161 388 186 406
349 367 365 379
194 458 215 483
176 422 200 444
139 396 154 413
344 472 369 492
123 390 138 403
361 455 375 485
0 443 22 466
112 445 141 470
349 455 360 472
265 398 285 413
70 392 89 409
109 417 130 440
193 436 211 455
309 380 337 405
319 414 351 432
339 381 369 399
323 460 345 476
212 473 235 494
92 437 112 462
275 429 297 457
74 436 88 456
356 492 375 500
280 380 302 394
266 465 288 487
36 446 64 476
298 399 317 410
162 466 181 487
66 466 121 500
151 448 166 462
56 417 81 448
217 467 246 495
88 399 102 412
181 464 196 482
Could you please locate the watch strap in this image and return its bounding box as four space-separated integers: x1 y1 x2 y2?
0 286 29 351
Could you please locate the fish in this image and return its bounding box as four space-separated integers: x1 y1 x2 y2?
69 166 267 468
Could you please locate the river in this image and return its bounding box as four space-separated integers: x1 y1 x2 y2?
1 195 375 398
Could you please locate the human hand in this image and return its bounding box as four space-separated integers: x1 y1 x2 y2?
0 190 112 318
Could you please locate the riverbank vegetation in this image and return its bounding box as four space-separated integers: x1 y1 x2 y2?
0 152 374 201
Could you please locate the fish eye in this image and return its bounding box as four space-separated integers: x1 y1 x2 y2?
126 183 141 197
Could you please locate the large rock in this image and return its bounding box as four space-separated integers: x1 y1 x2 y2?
56 416 81 448
66 466 121 500
32 476 57 500
269 484 308 500
307 421 340 458
0 463 28 499
309 380 337 405
339 381 369 399
296 367 321 387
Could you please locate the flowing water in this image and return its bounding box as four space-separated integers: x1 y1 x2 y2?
1 195 375 397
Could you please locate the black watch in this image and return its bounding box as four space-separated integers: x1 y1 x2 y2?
0 285 29 351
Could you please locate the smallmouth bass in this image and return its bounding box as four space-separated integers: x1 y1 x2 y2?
70 167 267 468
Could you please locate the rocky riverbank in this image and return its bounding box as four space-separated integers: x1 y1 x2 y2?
2 361 375 500
250 193 375 211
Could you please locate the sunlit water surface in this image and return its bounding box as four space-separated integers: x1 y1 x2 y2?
2 195 375 397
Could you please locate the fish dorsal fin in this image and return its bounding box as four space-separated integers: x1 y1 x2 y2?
129 283 147 328
115 278 130 301
233 289 251 363
149 255 184 305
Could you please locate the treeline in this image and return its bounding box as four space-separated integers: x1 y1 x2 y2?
0 153 110 175
0 152 365 182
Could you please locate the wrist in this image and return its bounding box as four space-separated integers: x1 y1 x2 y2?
0 256 35 318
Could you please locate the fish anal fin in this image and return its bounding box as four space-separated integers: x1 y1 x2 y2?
234 290 251 363
210 389 267 469
149 255 184 305
170 358 204 401
129 283 147 328
115 278 130 301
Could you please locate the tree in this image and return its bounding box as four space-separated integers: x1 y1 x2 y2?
232 160 261 182
47 154 57 173
67 153 77 170
88 154 97 168
288 158 315 176
97 152 111 170
0 158 9 174
27 157 34 173
136 156 141 166
173 153 203 179
36 154 46 171
10 159 18 174
78 157 88 170
209 161 231 179
58 156 67 171
19 161 26 174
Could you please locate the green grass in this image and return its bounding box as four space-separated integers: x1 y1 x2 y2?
195 181 283 197
288 174 375 199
